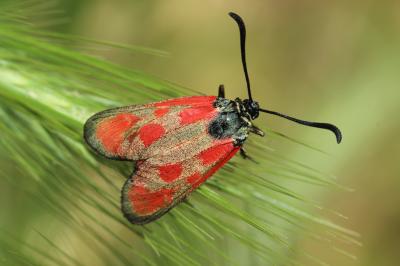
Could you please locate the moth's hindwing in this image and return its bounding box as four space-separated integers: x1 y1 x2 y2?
121 140 239 224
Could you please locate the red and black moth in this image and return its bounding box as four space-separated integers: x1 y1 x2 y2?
83 12 342 224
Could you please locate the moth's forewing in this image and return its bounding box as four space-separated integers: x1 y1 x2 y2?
84 105 152 160
83 96 216 160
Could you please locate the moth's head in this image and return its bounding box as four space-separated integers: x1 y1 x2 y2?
242 99 259 120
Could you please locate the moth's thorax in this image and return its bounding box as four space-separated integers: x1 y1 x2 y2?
209 97 255 145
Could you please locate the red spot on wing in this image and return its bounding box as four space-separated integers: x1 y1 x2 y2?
186 173 201 185
154 108 169 117
154 96 216 107
158 163 182 183
138 123 165 147
179 105 216 125
190 146 239 189
199 142 236 165
96 114 140 154
129 185 174 215
205 146 239 178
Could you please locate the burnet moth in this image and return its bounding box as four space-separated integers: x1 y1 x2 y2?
83 12 342 225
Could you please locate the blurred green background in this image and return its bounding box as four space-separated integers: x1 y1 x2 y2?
1 0 399 265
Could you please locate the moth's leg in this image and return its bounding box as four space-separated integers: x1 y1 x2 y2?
235 97 243 105
240 147 258 163
239 147 247 159
182 197 194 208
218 84 225 98
249 125 265 137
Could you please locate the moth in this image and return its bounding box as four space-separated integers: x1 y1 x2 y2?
83 12 342 224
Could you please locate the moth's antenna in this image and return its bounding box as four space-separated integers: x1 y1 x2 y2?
259 108 342 143
229 12 253 101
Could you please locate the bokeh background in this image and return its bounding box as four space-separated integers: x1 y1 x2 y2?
2 0 400 265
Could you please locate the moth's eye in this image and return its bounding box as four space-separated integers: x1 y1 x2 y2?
209 119 228 138
220 121 228 130
216 126 224 135
209 112 240 139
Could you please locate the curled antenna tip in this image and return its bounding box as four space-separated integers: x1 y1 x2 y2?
321 122 342 144
228 12 238 18
333 126 342 144
228 12 245 27
321 123 342 144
